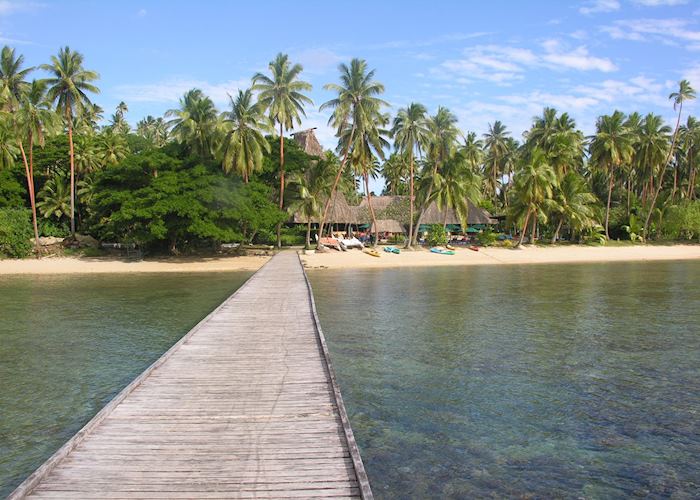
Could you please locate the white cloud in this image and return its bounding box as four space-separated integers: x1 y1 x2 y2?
435 40 616 85
602 18 700 48
290 48 343 74
114 78 250 105
579 0 620 15
137 8 147 17
0 1 43 15
632 0 687 5
367 32 492 50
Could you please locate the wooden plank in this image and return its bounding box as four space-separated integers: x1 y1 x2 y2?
8 252 372 499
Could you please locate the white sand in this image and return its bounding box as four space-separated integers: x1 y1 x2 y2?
300 244 700 270
0 255 269 275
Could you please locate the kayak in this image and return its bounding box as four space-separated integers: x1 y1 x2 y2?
383 246 400 254
446 244 456 251
364 249 381 258
430 247 455 255
468 245 479 252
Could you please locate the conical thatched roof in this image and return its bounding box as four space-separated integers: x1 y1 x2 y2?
370 219 406 234
292 128 324 157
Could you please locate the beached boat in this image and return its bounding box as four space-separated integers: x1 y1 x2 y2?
468 245 479 252
383 246 400 254
430 247 455 255
446 244 456 251
339 237 364 250
319 237 343 251
364 249 381 258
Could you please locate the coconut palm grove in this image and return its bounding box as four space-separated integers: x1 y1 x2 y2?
0 43 697 258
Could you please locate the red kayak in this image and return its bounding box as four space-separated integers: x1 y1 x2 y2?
468 245 479 252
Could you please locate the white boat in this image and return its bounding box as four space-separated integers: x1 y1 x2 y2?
339 237 364 250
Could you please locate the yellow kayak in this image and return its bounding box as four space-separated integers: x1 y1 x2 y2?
364 249 381 258
446 244 456 251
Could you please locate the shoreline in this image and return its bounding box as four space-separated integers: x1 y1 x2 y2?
0 255 270 275
300 244 700 271
0 245 698 275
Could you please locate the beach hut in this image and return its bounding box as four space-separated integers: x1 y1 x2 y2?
370 219 406 235
291 128 324 157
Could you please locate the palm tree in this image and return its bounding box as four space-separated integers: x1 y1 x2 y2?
97 130 129 166
391 102 429 248
381 153 409 195
547 171 598 243
252 53 313 247
316 58 387 246
431 151 482 228
483 120 511 204
16 79 58 248
679 116 700 199
644 80 696 237
0 45 32 110
588 111 634 239
412 106 459 246
136 115 169 147
511 148 558 246
166 88 218 158
287 152 337 248
0 121 18 169
41 46 99 237
221 89 272 183
37 171 71 221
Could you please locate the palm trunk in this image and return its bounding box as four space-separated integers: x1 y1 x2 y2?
406 153 414 249
517 209 531 247
412 160 441 246
443 206 449 228
67 108 76 238
317 122 356 248
19 140 40 252
364 173 378 247
644 102 683 239
305 220 311 249
551 219 563 244
605 171 614 239
627 177 632 216
672 164 678 202
276 124 284 248
530 209 537 244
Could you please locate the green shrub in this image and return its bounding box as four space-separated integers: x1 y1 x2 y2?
478 229 497 246
426 224 447 247
663 202 700 241
0 208 33 258
39 218 69 238
389 234 406 245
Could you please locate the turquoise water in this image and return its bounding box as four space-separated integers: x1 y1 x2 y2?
310 261 700 498
0 271 251 498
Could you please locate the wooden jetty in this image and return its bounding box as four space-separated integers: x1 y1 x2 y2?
9 251 372 499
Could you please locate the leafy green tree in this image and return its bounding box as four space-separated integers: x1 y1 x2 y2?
317 58 387 246
381 153 409 196
431 150 482 228
0 208 32 257
41 46 99 237
589 111 634 239
136 115 169 147
547 171 598 242
97 130 129 166
221 89 272 183
0 45 32 109
252 53 313 247
391 102 429 248
483 120 511 204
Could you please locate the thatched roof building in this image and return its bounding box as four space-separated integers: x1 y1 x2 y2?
292 191 358 224
292 128 324 157
419 200 495 225
371 219 406 234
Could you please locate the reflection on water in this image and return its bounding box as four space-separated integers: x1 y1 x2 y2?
0 271 251 497
311 261 700 498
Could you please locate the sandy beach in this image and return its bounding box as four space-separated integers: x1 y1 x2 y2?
301 244 700 270
0 255 270 275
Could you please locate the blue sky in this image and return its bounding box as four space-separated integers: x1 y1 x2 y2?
1 0 699 152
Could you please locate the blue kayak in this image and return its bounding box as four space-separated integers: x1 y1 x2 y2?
383 246 400 254
430 247 455 255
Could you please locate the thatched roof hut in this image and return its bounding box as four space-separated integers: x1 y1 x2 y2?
371 219 406 234
292 191 358 224
419 200 495 225
291 128 324 157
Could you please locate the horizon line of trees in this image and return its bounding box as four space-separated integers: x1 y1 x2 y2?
0 45 699 258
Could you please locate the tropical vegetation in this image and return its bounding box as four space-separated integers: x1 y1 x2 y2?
0 44 697 258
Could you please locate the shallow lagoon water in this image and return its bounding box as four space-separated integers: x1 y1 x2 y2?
0 271 251 497
310 260 700 498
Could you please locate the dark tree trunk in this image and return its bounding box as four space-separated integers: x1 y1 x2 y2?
605 171 614 239
517 209 531 247
406 152 414 249
276 123 285 248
